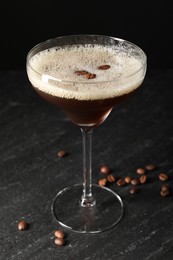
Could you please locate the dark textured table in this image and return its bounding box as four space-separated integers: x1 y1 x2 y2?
0 69 173 260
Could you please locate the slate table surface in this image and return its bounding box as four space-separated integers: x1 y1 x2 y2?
0 69 173 260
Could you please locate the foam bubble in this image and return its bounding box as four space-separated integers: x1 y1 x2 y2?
27 44 145 100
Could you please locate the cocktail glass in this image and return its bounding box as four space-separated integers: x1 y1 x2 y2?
26 35 147 233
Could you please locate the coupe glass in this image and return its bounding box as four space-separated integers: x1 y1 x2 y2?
26 35 147 233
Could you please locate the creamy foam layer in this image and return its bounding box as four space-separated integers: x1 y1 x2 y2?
27 44 145 100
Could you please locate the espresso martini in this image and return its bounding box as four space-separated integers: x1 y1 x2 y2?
27 44 145 127
26 35 147 233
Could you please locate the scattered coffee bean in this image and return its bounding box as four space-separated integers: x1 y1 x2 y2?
117 178 126 186
98 64 111 70
136 168 145 175
100 165 110 174
159 173 168 181
54 237 65 246
107 174 116 183
139 174 147 184
97 163 172 198
98 178 107 186
160 189 170 197
161 184 169 192
18 220 28 231
54 230 65 239
160 182 170 197
129 186 138 194
124 176 132 184
57 150 66 158
146 164 155 171
131 178 139 185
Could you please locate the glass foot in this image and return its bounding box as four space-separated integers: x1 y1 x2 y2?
51 184 124 233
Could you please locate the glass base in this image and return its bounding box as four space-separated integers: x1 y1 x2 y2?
51 184 124 233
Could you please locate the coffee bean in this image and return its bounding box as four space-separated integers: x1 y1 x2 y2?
160 189 170 197
116 178 126 186
98 65 111 70
54 230 65 239
98 178 107 186
136 168 145 175
75 70 89 76
124 176 132 184
131 178 139 185
159 173 168 181
99 165 110 174
146 164 155 171
139 174 147 184
129 186 138 194
107 174 116 183
75 70 96 79
18 220 28 231
161 184 169 191
57 150 66 158
85 73 96 79
54 237 65 246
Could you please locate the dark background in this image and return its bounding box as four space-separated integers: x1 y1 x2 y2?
1 1 173 70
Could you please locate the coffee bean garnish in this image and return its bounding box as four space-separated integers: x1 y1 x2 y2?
159 173 168 181
57 150 66 158
75 70 96 79
18 220 28 231
98 65 111 70
136 168 145 175
85 73 96 79
98 178 107 186
75 70 89 76
99 165 110 174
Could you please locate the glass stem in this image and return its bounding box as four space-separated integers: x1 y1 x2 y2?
80 128 96 207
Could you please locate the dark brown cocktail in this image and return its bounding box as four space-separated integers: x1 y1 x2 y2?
27 43 145 127
34 87 137 127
